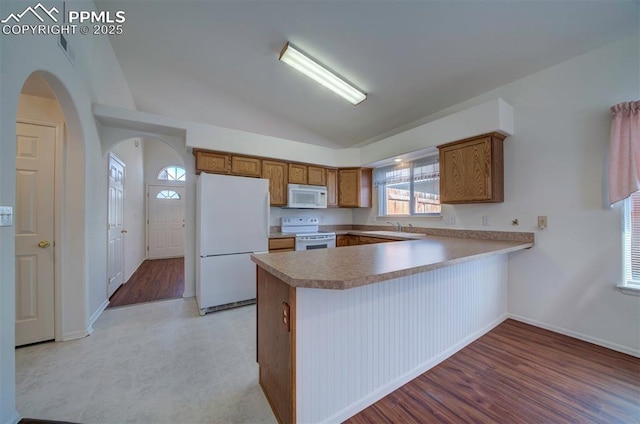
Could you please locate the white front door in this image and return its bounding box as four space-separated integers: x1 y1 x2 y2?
107 154 125 298
147 185 185 258
15 122 55 346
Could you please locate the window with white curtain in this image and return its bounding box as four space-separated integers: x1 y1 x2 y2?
374 154 441 216
623 191 640 290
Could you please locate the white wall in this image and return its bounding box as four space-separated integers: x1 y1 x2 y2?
270 207 353 228
355 35 640 355
110 138 146 282
144 138 185 186
0 1 136 422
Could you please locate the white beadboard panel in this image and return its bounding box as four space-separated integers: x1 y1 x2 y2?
295 255 508 423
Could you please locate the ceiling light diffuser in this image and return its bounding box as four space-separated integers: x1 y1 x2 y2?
279 42 367 105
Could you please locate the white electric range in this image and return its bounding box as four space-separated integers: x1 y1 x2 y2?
281 217 336 251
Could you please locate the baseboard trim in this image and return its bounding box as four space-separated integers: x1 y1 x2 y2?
327 313 508 423
88 298 110 331
59 298 109 341
182 290 195 298
7 410 20 424
60 329 90 342
508 314 640 358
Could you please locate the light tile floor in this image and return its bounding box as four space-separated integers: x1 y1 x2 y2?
16 298 277 424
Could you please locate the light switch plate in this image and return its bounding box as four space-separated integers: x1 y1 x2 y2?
0 206 13 227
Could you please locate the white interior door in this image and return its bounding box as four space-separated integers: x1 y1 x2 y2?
15 122 55 346
148 185 185 258
107 154 125 298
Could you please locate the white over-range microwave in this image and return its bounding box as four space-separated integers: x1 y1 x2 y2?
287 184 327 208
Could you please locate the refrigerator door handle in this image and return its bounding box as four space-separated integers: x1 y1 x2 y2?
266 192 270 238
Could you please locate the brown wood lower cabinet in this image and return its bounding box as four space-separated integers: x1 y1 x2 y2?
337 235 399 246
268 237 295 252
257 267 296 424
357 236 398 244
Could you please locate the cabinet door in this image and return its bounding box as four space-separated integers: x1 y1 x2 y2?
347 235 359 246
288 164 308 184
231 156 262 177
326 168 338 207
268 237 295 252
257 267 295 424
307 166 326 186
262 160 288 206
338 168 372 208
194 150 230 174
439 133 504 203
336 235 349 247
358 236 397 244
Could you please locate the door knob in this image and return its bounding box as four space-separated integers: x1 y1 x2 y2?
121 229 128 234
38 240 51 248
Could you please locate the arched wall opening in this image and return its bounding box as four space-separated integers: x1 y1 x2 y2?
100 130 196 302
14 71 88 345
104 135 189 304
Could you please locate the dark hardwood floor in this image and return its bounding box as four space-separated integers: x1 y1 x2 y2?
108 257 184 308
346 319 640 424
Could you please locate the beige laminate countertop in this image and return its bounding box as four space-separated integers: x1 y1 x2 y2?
252 236 533 290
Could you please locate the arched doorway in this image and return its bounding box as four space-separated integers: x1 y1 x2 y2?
15 74 63 346
101 132 192 308
14 72 88 346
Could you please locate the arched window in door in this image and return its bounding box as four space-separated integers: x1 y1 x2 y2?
156 190 181 200
157 165 186 182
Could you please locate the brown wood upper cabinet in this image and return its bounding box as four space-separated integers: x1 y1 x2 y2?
231 155 262 177
326 168 338 207
262 160 288 206
194 149 230 174
307 166 326 186
438 132 505 204
288 164 307 184
338 168 372 208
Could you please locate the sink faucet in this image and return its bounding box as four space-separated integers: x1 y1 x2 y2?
407 223 414 233
387 221 402 232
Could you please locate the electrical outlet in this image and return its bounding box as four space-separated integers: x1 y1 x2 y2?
444 216 456 225
482 216 490 226
537 215 547 230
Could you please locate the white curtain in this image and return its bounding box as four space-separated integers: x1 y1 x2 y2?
609 101 640 205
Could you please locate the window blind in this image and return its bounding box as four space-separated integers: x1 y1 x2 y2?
624 190 640 285
373 155 439 187
624 191 640 285
374 153 440 216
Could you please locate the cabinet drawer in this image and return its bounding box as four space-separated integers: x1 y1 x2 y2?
269 237 295 251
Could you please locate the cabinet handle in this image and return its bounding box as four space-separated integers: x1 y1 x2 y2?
282 302 290 332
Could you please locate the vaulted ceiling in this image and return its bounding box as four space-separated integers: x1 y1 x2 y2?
96 0 638 148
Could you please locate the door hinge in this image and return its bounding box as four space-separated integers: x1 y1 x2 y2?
146 246 149 251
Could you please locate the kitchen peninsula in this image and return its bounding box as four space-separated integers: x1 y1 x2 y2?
251 232 533 423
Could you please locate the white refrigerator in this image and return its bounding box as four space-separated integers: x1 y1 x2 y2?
196 173 269 314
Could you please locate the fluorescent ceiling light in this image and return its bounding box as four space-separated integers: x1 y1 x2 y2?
279 42 367 105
